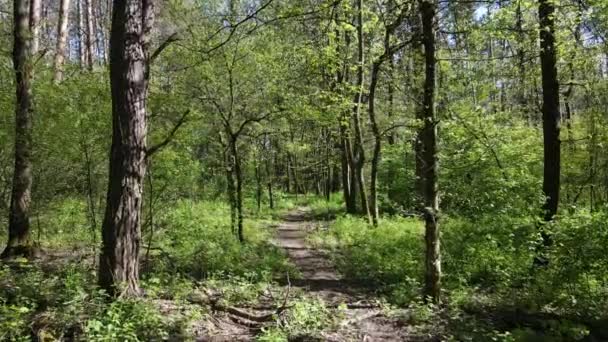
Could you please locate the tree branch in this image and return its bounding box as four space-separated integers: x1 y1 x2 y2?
147 110 190 157
150 32 180 63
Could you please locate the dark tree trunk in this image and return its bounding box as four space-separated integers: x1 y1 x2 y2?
2 0 36 259
515 1 529 122
387 56 396 146
255 157 262 213
368 60 382 226
352 0 371 223
267 182 274 209
98 0 154 297
539 0 561 223
232 139 244 243
419 0 441 303
412 10 425 206
222 136 238 236
340 118 357 214
85 0 95 70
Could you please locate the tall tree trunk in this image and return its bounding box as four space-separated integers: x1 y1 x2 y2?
352 0 371 224
368 60 382 226
413 9 425 205
255 156 262 213
222 136 238 237
85 0 95 70
54 0 71 83
539 0 561 224
78 0 87 67
387 55 395 146
29 0 41 55
231 139 244 243
515 0 529 123
340 115 357 213
2 0 35 259
420 0 441 303
98 0 154 297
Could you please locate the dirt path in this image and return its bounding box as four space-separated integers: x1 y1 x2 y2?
272 207 411 341
191 207 416 341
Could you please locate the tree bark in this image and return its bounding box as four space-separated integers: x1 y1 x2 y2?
335 25 357 214
419 0 441 303
54 0 71 82
29 0 41 55
231 137 244 242
98 0 154 297
368 59 382 226
78 0 87 67
85 0 96 70
352 0 371 223
2 0 36 259
539 0 561 223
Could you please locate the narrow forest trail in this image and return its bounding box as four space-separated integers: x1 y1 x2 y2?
190 207 420 341
270 207 412 341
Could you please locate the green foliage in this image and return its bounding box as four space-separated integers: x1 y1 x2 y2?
85 299 169 341
442 215 536 289
258 297 336 341
150 199 294 280
312 215 424 304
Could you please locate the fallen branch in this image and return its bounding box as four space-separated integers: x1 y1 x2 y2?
189 280 292 325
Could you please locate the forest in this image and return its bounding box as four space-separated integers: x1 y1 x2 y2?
1 0 608 340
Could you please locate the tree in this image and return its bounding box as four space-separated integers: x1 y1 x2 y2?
367 0 409 226
351 0 371 223
2 0 36 258
85 0 96 70
98 0 154 297
54 0 72 82
539 0 561 224
29 0 41 54
78 0 87 67
419 0 440 303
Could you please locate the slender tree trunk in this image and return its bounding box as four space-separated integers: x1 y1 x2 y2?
539 0 561 224
267 182 274 209
29 0 41 55
264 139 274 210
78 0 87 67
420 0 441 303
85 0 95 70
231 138 244 243
368 60 382 226
54 0 71 82
413 10 425 205
340 116 357 213
515 0 529 123
98 0 154 297
2 0 36 259
255 157 262 213
223 139 238 237
352 0 371 224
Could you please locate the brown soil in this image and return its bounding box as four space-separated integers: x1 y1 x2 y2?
189 207 424 341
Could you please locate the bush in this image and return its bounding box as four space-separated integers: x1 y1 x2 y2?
442 215 536 290
151 200 294 280
85 299 168 341
313 215 424 304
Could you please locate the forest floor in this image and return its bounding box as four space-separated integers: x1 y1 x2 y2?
190 207 422 341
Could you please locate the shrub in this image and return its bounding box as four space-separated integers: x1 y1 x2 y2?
85 299 168 341
313 215 424 304
151 200 294 280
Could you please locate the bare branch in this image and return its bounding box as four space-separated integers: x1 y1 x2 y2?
150 32 180 63
147 110 191 157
